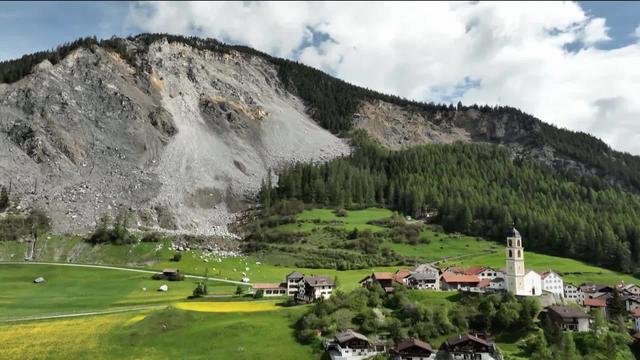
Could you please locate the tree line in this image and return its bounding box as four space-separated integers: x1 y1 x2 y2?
262 133 640 273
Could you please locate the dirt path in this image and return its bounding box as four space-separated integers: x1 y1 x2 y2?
0 304 164 323
0 261 252 285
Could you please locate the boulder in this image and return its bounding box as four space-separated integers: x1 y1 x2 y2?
33 277 45 284
158 284 168 292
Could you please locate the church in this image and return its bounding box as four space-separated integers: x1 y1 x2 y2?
505 228 542 296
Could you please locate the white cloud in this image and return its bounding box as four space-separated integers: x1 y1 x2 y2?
634 24 640 39
128 1 640 155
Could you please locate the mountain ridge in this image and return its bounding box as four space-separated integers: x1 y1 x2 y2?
1 33 639 234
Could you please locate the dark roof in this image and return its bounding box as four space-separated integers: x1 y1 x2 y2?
305 275 334 287
286 271 304 280
162 268 178 273
547 305 590 319
395 338 434 353
506 227 520 237
445 334 491 347
335 330 369 344
409 272 439 280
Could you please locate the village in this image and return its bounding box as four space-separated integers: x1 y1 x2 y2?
251 228 640 360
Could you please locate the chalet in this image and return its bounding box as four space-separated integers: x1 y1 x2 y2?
438 334 502 360
631 308 640 332
251 283 287 297
545 305 590 332
580 284 614 299
564 283 584 303
440 272 481 291
540 271 564 297
625 296 640 312
584 298 607 319
324 329 385 360
286 271 305 296
360 272 397 293
394 269 413 286
407 272 440 290
465 266 503 280
414 263 441 275
297 275 334 302
389 338 436 360
621 283 640 297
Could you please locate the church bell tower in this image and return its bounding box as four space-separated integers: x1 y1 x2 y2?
505 227 525 295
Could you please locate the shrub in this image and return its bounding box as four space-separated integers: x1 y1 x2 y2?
141 232 162 242
171 253 182 262
192 282 208 297
335 208 348 217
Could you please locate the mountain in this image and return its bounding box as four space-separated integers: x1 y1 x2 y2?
1 33 639 234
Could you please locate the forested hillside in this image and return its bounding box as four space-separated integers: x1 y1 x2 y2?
262 132 640 273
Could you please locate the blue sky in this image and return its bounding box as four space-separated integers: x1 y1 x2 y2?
2 1 640 61
1 2 640 154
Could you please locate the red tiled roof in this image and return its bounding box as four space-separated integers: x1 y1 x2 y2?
478 279 491 288
394 269 412 284
464 266 486 275
374 272 394 280
584 298 606 308
252 283 285 290
441 272 480 284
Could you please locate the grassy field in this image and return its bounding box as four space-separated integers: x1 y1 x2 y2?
0 264 235 320
0 306 317 360
2 206 640 359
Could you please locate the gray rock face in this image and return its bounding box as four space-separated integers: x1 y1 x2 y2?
0 40 350 235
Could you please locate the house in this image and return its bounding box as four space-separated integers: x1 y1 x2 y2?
545 305 591 332
438 334 502 360
414 263 441 275
621 283 640 297
631 308 640 332
580 284 614 299
394 269 413 285
443 266 466 275
360 272 397 293
564 283 584 303
407 271 440 290
466 266 503 280
625 296 640 312
389 338 436 360
297 275 334 302
286 271 305 296
440 272 481 291
251 283 287 297
324 329 385 360
540 271 564 297
584 298 607 319
489 277 506 291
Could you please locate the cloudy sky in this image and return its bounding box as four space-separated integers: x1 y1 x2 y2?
2 1 640 155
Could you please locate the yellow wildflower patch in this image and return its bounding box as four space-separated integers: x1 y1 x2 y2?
0 313 126 360
174 301 280 313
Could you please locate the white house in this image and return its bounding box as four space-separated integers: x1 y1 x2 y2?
297 275 334 302
541 271 564 297
489 277 506 290
564 283 584 303
324 330 385 360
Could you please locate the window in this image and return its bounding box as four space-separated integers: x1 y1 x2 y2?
509 250 513 257
517 250 521 258
508 240 512 247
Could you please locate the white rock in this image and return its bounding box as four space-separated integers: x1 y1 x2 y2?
159 284 168 292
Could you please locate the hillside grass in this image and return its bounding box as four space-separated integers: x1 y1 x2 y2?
0 264 234 320
0 307 317 360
